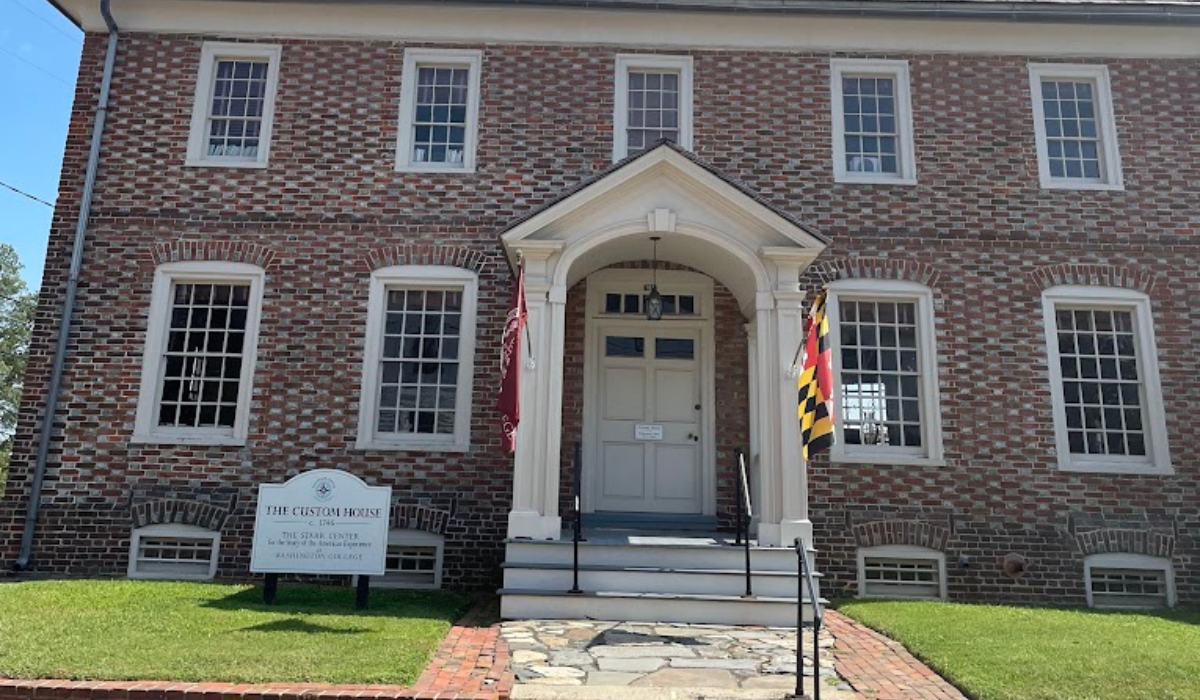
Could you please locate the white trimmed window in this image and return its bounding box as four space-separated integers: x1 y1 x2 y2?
186 42 282 168
1028 64 1123 190
128 523 220 580
134 262 265 445
827 280 943 466
857 545 947 600
396 49 483 173
613 54 694 160
1085 553 1175 609
830 59 916 185
1041 287 1171 475
357 266 478 451
366 529 445 589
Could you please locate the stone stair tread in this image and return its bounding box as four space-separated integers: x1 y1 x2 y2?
500 561 823 577
506 537 818 553
498 587 828 605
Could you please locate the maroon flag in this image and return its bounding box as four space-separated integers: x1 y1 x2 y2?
497 263 528 454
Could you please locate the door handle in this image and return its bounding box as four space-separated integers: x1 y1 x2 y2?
686 433 700 442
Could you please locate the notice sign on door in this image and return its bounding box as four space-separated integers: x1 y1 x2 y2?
250 469 391 576
634 424 664 441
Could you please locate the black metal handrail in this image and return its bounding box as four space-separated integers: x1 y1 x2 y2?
569 440 583 594
791 537 825 700
734 448 752 597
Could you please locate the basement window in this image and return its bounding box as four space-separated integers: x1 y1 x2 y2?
1085 553 1175 609
128 523 220 581
370 529 445 590
857 545 946 600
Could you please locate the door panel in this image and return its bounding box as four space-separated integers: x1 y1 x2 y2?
603 367 646 420
601 443 647 500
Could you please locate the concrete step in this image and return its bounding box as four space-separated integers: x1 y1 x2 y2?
502 562 817 598
506 539 810 572
499 588 823 626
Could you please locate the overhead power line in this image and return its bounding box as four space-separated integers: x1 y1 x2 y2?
0 180 55 208
0 43 74 85
9 0 84 44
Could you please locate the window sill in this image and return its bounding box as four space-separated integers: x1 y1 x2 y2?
831 453 945 467
1039 179 1125 192
395 164 477 175
130 435 248 448
833 175 918 186
1058 460 1173 476
354 439 470 453
128 572 216 582
184 158 270 169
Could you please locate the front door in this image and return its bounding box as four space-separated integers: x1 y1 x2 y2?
594 326 702 514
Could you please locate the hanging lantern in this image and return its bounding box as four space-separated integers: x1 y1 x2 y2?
646 236 663 321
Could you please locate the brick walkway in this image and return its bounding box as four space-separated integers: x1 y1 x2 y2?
0 600 512 700
826 610 966 700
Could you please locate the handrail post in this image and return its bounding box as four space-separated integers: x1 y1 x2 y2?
736 449 752 598
734 448 744 545
569 440 583 595
790 538 823 700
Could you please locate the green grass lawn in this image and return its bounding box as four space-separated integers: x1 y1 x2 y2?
838 600 1200 700
0 580 470 685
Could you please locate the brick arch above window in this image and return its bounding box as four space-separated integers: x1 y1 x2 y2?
1076 528 1175 558
1030 263 1157 294
150 240 278 270
809 257 940 288
131 498 231 531
853 519 951 551
363 244 489 274
393 502 457 536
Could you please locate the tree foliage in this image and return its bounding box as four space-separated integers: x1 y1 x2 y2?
0 244 36 489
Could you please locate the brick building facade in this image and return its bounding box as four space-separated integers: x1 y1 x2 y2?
3 0 1197 614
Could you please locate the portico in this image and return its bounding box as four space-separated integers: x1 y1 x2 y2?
500 143 827 548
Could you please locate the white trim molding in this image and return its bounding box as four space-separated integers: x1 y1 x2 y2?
128 523 221 581
133 261 266 446
1041 285 1171 475
829 59 917 185
356 265 478 452
1084 552 1176 609
826 279 945 467
395 48 484 174
613 54 694 161
1028 63 1124 191
857 544 948 600
185 42 282 169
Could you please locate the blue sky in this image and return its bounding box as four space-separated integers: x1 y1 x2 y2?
0 0 83 291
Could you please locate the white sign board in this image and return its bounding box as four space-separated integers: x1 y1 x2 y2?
250 469 391 576
635 424 664 441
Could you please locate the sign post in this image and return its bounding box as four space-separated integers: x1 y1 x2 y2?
251 469 391 608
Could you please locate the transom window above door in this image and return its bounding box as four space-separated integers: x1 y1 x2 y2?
603 292 698 317
613 55 694 160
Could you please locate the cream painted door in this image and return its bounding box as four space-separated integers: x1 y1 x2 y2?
595 326 702 514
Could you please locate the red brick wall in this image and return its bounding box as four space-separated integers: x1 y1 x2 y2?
2 31 1197 603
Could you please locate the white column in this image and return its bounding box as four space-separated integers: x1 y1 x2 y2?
752 294 782 543
745 319 761 532
774 288 812 547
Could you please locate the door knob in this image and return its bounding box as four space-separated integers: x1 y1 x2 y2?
694 404 701 410
687 433 700 442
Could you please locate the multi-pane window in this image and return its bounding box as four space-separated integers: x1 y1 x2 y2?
128 525 220 580
358 267 478 451
384 546 440 587
1090 568 1168 608
205 60 270 159
157 283 250 431
603 292 697 316
410 66 470 166
1029 64 1122 189
614 55 693 161
858 546 946 600
1043 288 1170 474
830 60 916 183
838 300 923 449
397 50 481 172
187 43 281 167
376 289 463 436
625 71 680 155
1053 308 1146 458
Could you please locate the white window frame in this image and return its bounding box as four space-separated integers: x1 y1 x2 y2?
830 59 917 185
357 529 446 590
356 265 478 451
1028 63 1123 191
1084 553 1176 609
395 48 483 174
826 279 944 466
133 261 266 446
128 523 220 581
613 54 694 162
185 42 282 169
1041 286 1171 475
857 544 947 600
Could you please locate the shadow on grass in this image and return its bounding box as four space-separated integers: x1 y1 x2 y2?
237 618 371 635
200 583 470 622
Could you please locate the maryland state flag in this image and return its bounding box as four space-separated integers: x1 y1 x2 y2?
497 262 528 454
798 291 835 460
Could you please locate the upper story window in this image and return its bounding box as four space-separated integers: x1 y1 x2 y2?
613 54 693 160
186 42 282 168
134 262 265 446
1041 286 1170 474
827 280 943 466
830 59 916 185
1028 64 1123 190
396 49 483 173
357 266 478 451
